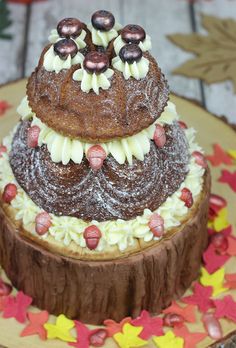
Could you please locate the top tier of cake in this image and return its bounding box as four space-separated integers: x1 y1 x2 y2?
26 11 169 142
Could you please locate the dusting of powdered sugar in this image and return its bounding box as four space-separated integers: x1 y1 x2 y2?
10 121 189 222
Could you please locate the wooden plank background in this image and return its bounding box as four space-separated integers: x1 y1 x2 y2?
0 0 236 125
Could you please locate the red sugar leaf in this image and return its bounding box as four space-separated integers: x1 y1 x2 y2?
213 295 236 322
0 101 11 116
203 244 230 274
3 291 32 323
207 225 232 237
226 235 236 256
69 321 91 348
103 317 132 337
225 273 236 290
0 296 7 312
174 324 207 348
20 310 49 340
206 144 233 166
218 170 236 192
69 321 107 348
182 282 214 313
131 310 163 340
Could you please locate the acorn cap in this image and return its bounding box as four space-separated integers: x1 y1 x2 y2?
83 52 109 74
121 24 146 44
119 44 143 64
54 39 78 60
91 10 115 31
57 18 83 39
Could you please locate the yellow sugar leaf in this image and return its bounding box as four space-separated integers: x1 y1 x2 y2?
213 208 230 232
113 323 147 348
228 149 236 160
44 314 76 342
200 267 228 297
153 331 184 348
208 220 214 229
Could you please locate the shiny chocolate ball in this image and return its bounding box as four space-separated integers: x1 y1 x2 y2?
57 18 83 39
54 39 78 60
119 44 143 64
121 24 146 44
91 10 115 31
83 51 109 74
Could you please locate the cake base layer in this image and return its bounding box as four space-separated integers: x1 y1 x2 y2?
0 170 210 325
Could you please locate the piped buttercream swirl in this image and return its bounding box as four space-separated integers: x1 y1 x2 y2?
0 123 205 252
112 56 149 80
17 97 179 165
114 34 152 55
43 45 84 73
73 68 114 94
48 28 87 50
87 23 122 48
16 96 35 121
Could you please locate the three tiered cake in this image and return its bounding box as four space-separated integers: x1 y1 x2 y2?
0 10 210 325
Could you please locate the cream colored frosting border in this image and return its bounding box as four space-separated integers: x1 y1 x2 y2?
73 68 114 95
48 28 87 50
43 45 84 74
87 22 122 48
17 96 179 165
0 116 205 253
112 56 149 80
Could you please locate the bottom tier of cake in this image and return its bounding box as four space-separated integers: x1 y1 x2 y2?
0 169 210 325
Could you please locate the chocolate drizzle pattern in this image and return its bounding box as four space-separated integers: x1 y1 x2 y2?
10 121 189 222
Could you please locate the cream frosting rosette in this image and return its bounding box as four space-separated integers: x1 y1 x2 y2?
43 45 84 74
16 96 35 121
87 22 122 48
73 67 114 95
48 28 87 50
17 97 179 166
112 55 149 80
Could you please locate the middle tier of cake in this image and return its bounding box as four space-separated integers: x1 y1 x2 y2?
0 98 206 260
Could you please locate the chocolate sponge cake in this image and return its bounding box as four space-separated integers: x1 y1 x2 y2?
0 10 210 324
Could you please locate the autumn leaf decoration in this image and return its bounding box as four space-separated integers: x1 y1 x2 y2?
168 14 236 92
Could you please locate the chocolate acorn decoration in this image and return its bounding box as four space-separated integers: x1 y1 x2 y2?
119 44 143 64
121 24 146 44
91 10 115 31
54 39 78 60
83 51 109 74
57 18 83 39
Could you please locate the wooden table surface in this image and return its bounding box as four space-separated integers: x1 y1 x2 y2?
1 0 236 126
